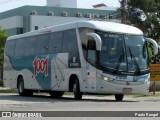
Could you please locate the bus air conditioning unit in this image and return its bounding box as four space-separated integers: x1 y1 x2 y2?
62 12 68 17
31 11 37 15
77 13 82 17
48 12 54 16
86 14 91 18
100 15 107 19
94 14 99 18
109 15 113 19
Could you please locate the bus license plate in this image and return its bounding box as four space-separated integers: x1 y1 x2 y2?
123 88 132 92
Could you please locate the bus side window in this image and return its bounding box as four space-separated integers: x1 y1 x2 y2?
49 31 63 53
62 29 78 53
79 28 95 60
15 38 25 57
25 36 37 56
82 44 87 59
37 34 50 55
5 40 16 57
62 29 80 68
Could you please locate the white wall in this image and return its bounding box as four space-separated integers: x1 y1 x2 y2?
47 0 77 8
30 15 87 31
47 0 60 7
0 16 23 29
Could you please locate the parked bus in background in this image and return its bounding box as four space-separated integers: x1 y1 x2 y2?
3 21 158 101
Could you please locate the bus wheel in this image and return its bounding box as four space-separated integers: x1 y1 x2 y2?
115 94 124 101
73 78 82 100
17 78 33 96
49 91 64 98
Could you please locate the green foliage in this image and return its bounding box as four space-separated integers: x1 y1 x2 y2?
147 42 154 62
0 28 8 71
128 0 160 13
0 88 18 93
127 0 160 42
0 80 3 87
126 0 160 62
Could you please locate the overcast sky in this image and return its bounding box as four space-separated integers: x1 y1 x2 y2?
0 0 120 13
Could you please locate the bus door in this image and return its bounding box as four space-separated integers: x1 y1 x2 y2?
86 40 97 92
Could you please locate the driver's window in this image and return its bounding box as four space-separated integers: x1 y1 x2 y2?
87 39 96 66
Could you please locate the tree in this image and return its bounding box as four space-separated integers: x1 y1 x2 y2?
118 0 160 62
118 0 128 23
0 28 7 71
127 0 160 43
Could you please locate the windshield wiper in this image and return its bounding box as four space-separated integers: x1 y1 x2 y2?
115 54 124 73
129 47 141 75
115 48 125 73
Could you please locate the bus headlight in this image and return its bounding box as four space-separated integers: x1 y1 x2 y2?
103 77 109 81
144 78 150 83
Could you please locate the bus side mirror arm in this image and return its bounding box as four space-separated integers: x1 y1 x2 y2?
145 37 158 55
87 33 102 51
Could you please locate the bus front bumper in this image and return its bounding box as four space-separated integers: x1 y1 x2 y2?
96 80 150 95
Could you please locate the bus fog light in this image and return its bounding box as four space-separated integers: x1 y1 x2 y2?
103 77 109 81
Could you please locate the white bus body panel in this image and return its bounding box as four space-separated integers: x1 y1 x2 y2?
3 20 150 95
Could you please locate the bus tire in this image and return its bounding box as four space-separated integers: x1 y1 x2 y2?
17 77 33 96
49 91 64 98
73 78 82 100
115 94 124 101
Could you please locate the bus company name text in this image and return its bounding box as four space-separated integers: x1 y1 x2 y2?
33 56 49 77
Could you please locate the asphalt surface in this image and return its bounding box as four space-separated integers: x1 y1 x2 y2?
0 88 160 120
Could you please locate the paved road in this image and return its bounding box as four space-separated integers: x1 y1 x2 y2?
0 93 160 120
0 93 160 111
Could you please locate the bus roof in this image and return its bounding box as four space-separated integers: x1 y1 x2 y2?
78 21 143 35
7 20 143 40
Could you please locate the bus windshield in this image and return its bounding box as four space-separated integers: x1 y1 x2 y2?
97 31 149 75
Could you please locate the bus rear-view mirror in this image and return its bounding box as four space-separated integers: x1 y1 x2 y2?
145 37 158 56
87 33 102 51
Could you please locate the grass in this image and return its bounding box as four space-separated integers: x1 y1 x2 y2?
126 92 160 98
0 80 3 87
0 88 18 93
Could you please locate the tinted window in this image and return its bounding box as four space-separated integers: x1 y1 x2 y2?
62 29 78 53
49 31 63 53
79 28 94 60
37 34 50 55
15 38 26 56
5 40 15 57
25 36 37 56
87 40 96 66
62 29 80 68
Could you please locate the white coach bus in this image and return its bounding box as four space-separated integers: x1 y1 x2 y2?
3 21 158 101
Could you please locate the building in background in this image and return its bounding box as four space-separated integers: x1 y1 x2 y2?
47 0 78 8
0 0 119 36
